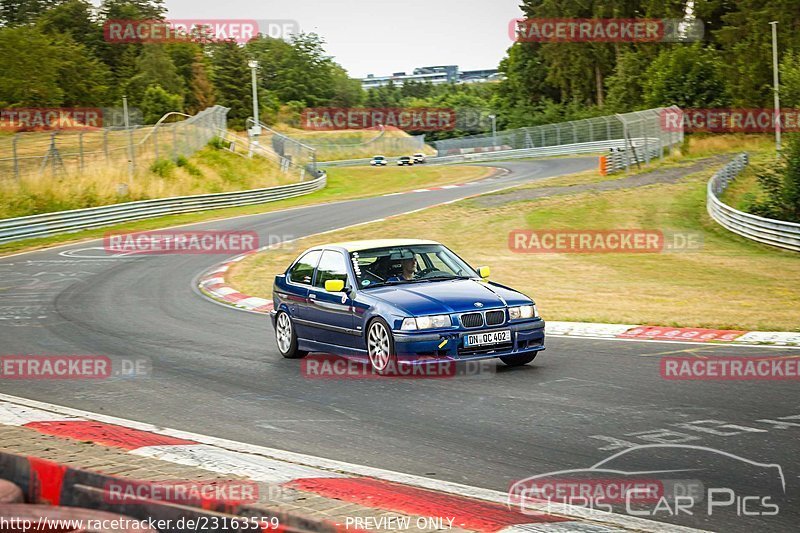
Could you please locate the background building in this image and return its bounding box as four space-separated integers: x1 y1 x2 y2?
360 65 499 89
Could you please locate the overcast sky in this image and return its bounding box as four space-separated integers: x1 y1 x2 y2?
143 0 524 78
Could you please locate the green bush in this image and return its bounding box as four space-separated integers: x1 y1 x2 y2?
175 155 203 177
208 136 226 150
745 135 800 222
149 158 175 178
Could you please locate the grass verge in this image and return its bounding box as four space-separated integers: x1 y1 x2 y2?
229 142 799 332
0 144 295 220
0 164 493 256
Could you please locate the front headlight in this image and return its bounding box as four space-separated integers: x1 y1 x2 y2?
401 315 451 330
508 305 536 320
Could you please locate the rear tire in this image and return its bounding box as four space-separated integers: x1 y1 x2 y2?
499 352 538 367
275 311 307 359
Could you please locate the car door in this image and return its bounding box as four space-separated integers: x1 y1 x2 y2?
306 249 358 350
284 250 322 340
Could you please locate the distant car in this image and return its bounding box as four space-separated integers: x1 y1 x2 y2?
397 156 414 166
413 153 426 164
270 239 545 374
370 155 387 166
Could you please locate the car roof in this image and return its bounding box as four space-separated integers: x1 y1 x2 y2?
323 239 441 252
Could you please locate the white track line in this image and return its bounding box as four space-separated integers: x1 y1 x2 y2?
0 393 706 532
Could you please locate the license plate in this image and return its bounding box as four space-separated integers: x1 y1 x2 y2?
465 330 512 347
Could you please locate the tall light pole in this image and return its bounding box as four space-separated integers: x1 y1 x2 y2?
248 60 261 155
123 95 134 184
489 114 497 147
769 21 781 153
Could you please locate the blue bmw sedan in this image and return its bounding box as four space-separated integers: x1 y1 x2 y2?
270 239 545 374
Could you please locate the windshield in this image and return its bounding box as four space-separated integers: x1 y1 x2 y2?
350 244 478 288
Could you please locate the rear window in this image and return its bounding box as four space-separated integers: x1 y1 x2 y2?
288 250 321 285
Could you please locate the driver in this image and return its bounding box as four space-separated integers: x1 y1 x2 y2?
388 257 417 281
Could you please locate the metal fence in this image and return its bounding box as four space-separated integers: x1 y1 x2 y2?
603 140 666 174
433 107 683 161
0 172 327 244
215 128 319 182
320 139 657 168
246 118 318 175
707 153 800 252
290 126 426 160
0 106 230 180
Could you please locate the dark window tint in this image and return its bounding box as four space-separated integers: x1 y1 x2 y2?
288 250 321 285
314 250 349 288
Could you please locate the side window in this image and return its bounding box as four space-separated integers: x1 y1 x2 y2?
288 250 321 286
314 251 350 289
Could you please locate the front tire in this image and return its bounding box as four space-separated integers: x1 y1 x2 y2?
275 311 307 359
367 318 397 375
499 352 538 367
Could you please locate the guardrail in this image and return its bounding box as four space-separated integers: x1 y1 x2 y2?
319 138 657 168
0 126 674 245
0 173 326 245
707 153 800 253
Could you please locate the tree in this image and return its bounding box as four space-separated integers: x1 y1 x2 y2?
0 0 63 26
126 44 185 106
97 0 167 91
37 0 105 57
246 33 338 106
780 50 800 107
605 50 653 112
210 39 251 127
167 42 215 112
746 134 800 222
186 53 216 113
329 65 363 107
0 26 64 106
140 84 183 123
642 44 730 108
98 0 165 20
53 34 112 106
710 0 800 107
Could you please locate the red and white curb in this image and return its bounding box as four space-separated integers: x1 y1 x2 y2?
199 252 274 313
0 394 703 533
199 256 800 348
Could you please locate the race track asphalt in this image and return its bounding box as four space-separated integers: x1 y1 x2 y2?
0 157 796 532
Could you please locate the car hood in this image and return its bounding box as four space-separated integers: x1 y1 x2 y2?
366 279 530 315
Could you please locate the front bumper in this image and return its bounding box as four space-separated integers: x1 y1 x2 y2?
392 319 545 364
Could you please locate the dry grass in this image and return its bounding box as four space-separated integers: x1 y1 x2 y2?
230 160 800 332
268 126 437 160
0 147 293 219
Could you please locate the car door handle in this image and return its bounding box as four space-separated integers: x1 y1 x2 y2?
308 294 317 300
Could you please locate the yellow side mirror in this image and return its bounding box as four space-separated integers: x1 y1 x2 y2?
478 266 491 279
324 279 346 293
